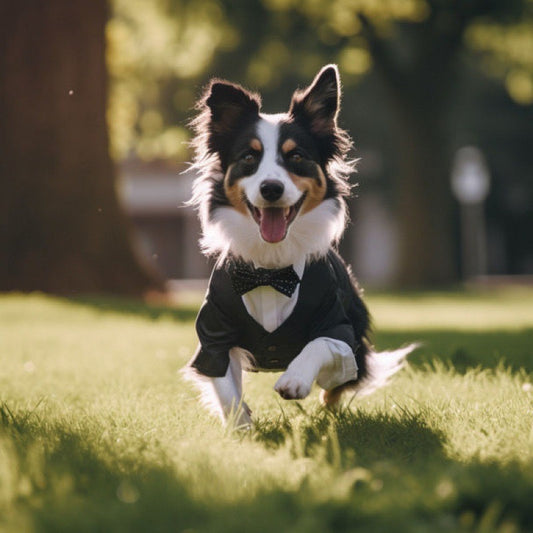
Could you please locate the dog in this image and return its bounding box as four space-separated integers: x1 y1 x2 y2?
184 65 414 427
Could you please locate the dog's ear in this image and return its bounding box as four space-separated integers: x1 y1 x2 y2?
204 81 261 135
289 65 340 136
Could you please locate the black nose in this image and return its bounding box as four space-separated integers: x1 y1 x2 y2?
260 180 284 202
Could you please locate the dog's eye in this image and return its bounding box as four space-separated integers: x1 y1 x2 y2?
289 152 303 163
241 152 257 164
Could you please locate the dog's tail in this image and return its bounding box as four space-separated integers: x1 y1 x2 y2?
321 343 418 406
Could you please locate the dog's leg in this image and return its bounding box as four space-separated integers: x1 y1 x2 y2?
320 344 417 407
319 382 355 408
185 349 252 427
210 350 252 428
274 338 354 400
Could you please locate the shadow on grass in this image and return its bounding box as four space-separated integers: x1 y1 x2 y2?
2 403 533 532
375 328 533 374
253 407 447 467
253 407 533 531
63 295 199 322
0 402 206 532
61 297 533 375
48 294 533 376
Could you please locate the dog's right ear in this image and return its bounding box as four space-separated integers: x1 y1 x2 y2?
204 81 261 135
289 65 340 137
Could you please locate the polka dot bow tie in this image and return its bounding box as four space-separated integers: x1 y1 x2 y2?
230 262 300 297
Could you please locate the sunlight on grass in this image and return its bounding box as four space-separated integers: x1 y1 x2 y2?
367 287 533 331
0 290 532 531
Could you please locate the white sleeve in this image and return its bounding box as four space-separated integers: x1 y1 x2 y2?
314 337 358 390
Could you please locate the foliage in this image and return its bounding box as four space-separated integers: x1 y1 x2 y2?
107 0 237 160
466 12 533 105
106 0 533 162
0 291 532 531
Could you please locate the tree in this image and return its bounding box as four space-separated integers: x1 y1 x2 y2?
107 0 532 287
353 1 526 285
256 0 527 286
0 0 160 295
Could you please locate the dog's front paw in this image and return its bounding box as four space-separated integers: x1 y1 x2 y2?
274 371 312 400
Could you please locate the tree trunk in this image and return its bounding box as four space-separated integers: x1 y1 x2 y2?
393 101 457 286
0 0 161 295
359 14 463 287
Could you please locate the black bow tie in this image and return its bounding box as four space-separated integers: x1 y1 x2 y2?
230 262 300 297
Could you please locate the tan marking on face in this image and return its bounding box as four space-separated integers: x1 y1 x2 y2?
250 138 262 151
289 166 327 215
281 139 297 154
224 164 248 215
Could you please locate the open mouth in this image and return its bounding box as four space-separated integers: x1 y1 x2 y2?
246 194 306 243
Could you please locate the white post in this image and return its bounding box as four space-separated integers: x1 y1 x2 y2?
451 147 491 281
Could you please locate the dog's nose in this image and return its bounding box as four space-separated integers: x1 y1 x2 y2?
260 180 284 202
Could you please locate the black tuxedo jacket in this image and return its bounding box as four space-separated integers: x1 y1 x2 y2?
189 250 370 378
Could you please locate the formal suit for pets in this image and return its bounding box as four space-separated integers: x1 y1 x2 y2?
185 64 414 427
191 250 369 378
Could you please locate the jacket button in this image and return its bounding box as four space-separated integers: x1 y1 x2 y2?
267 345 277 352
269 358 280 366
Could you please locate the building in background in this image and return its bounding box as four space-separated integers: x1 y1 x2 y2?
118 155 532 287
118 156 397 285
117 156 411 287
118 158 212 281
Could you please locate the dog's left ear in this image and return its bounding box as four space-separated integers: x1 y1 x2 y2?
289 65 340 136
205 81 261 135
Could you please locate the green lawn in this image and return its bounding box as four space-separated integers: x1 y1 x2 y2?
0 289 532 532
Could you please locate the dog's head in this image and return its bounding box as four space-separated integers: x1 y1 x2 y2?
190 65 355 267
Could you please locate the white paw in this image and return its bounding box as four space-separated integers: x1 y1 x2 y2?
274 371 313 400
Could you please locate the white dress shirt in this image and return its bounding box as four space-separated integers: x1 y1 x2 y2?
241 258 358 390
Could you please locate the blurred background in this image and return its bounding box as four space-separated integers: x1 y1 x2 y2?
1 0 532 296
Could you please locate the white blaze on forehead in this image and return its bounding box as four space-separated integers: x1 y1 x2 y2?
241 114 301 206
256 116 281 176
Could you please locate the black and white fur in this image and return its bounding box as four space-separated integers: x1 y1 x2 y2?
186 65 413 427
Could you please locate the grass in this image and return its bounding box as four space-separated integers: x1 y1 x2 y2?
0 289 532 532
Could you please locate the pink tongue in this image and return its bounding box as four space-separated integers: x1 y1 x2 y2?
260 208 287 243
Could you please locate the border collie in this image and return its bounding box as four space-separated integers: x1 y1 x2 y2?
185 65 414 427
